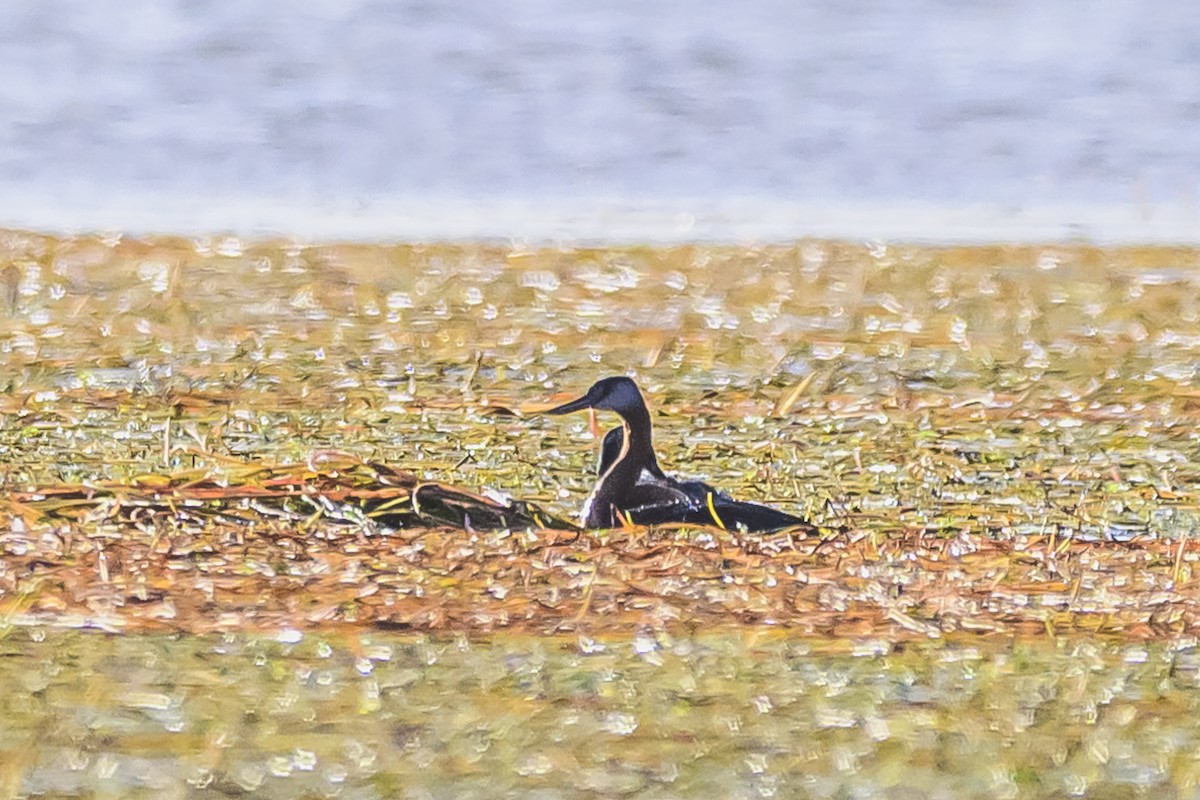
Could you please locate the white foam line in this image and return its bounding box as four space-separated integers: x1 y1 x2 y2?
2 193 1199 245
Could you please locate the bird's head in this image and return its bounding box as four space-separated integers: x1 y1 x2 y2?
545 376 647 417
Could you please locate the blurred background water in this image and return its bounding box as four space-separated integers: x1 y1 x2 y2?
1 0 1199 240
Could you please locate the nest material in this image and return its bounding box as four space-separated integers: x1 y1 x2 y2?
5 459 577 534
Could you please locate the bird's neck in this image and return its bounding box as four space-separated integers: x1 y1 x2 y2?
583 403 660 528
618 405 655 472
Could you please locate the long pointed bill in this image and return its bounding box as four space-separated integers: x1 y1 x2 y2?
544 394 592 415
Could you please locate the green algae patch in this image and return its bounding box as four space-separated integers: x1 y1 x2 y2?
5 630 1200 799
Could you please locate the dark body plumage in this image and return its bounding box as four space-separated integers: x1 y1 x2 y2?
547 377 813 533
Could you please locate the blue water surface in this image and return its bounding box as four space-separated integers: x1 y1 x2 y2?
1 1 1198 240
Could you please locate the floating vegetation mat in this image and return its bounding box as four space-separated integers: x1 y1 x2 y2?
3 229 1200 640
2 456 1200 638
